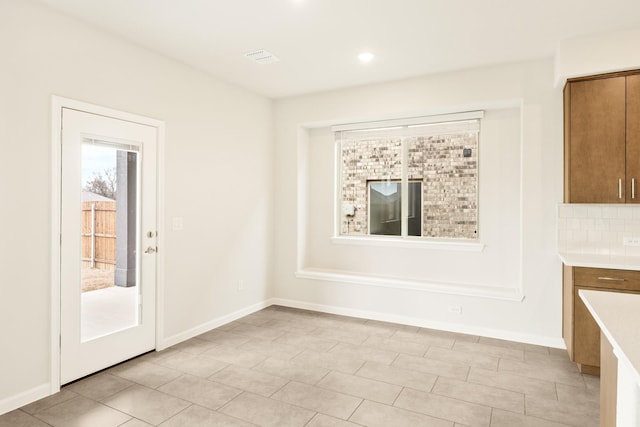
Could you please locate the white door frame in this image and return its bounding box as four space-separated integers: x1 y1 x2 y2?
50 96 166 393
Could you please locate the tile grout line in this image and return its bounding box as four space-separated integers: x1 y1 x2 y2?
151 403 193 426
301 412 320 427
345 397 366 423
216 389 246 414
421 344 431 357
391 386 405 407
267 378 291 398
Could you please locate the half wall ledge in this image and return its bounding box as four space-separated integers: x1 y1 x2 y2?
295 268 524 302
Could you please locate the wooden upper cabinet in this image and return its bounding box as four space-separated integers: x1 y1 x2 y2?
627 75 640 204
568 77 626 203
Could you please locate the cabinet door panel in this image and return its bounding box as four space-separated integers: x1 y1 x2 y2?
570 77 626 203
574 287 640 370
627 75 640 204
564 84 571 202
562 265 574 359
573 287 601 368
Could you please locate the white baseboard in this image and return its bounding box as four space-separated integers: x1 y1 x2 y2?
157 296 564 350
0 383 50 416
157 299 276 350
270 297 566 349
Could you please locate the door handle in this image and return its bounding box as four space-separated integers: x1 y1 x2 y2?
144 246 157 254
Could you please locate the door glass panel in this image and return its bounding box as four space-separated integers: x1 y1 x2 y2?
81 139 139 342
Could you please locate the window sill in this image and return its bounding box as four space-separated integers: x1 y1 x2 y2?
331 236 485 252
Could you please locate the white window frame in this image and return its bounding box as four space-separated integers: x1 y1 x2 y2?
333 111 485 251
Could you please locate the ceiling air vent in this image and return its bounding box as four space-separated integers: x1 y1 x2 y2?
244 49 280 65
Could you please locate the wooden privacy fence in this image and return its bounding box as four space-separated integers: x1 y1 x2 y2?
81 201 116 270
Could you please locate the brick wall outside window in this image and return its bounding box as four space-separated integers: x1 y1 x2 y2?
340 131 478 239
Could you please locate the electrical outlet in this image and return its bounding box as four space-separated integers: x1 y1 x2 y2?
448 305 462 314
623 237 640 246
238 280 245 291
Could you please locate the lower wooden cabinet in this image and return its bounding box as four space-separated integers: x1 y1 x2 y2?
563 266 640 374
573 286 601 373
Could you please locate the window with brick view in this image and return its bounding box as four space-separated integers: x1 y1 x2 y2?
336 113 480 240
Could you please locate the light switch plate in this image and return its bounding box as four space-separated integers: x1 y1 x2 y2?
172 217 184 231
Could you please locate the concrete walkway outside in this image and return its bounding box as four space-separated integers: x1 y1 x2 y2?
81 286 138 342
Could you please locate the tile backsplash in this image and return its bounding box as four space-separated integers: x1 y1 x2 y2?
558 204 640 256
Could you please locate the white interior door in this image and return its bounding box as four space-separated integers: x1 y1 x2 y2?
60 107 157 384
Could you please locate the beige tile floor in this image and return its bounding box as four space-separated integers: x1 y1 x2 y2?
0 306 599 427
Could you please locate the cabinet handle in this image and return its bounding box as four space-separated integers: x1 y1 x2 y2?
597 276 625 282
619 178 623 199
633 178 636 200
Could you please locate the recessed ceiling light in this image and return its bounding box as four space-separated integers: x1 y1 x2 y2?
358 52 375 63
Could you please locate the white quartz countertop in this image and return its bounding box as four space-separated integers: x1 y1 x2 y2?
579 290 640 385
559 252 640 271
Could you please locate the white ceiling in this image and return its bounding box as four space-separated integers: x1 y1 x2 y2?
38 0 640 98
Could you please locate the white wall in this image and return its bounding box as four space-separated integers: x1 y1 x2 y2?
555 27 640 85
302 108 521 294
0 0 273 411
273 59 564 346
